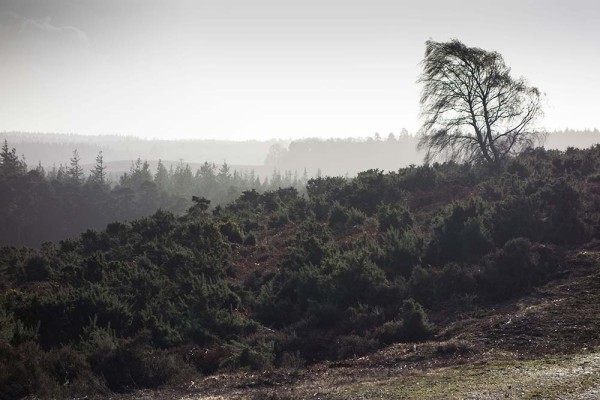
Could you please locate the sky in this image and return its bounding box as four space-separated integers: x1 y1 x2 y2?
0 0 598 140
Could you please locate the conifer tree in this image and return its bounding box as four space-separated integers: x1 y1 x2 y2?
35 161 45 177
154 159 169 190
217 162 231 184
0 139 25 177
68 149 84 183
90 151 107 185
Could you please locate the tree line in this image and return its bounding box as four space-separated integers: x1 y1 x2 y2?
0 140 307 247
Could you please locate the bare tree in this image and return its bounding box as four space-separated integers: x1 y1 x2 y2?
417 39 544 164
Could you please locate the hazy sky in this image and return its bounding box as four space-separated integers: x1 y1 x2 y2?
0 0 598 140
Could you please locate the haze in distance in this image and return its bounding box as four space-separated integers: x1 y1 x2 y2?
0 0 599 141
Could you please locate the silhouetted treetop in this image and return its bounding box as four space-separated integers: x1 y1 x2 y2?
418 39 544 164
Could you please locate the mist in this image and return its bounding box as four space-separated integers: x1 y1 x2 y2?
1 0 599 140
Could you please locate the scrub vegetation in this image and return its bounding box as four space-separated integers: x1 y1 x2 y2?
2 142 600 398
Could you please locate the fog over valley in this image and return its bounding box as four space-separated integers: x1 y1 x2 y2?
2 129 599 179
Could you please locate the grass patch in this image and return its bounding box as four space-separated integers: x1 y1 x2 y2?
326 350 600 399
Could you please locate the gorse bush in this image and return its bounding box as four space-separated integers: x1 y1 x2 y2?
376 203 414 233
377 227 424 278
374 298 435 344
328 202 367 232
427 199 494 264
407 263 478 307
482 238 560 300
1 145 600 397
89 331 193 392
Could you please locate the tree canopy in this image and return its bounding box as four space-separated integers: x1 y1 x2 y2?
417 39 544 164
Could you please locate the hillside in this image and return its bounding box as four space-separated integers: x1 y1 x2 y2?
1 145 600 398
123 245 600 399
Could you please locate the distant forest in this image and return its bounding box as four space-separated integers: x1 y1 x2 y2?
1 129 599 247
2 129 598 178
0 140 307 248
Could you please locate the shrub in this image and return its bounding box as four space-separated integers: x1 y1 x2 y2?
490 194 542 246
335 335 378 360
329 259 386 307
89 332 192 393
341 304 386 336
83 252 105 283
378 227 424 278
243 232 257 246
437 263 478 300
377 204 414 233
347 207 367 227
267 212 290 229
181 344 227 374
283 221 334 270
374 299 435 344
328 202 349 230
45 346 100 396
409 263 478 307
220 338 275 371
482 238 559 300
79 316 117 355
398 298 435 342
0 341 54 399
538 178 587 245
328 202 365 231
219 220 244 244
396 164 438 191
311 197 331 222
277 350 305 369
0 307 14 342
427 200 494 264
23 255 50 282
407 265 438 306
491 178 587 246
374 320 404 345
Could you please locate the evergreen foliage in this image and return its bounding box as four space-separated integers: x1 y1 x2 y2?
0 142 308 248
1 144 600 397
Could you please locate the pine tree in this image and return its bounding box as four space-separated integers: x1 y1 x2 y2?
35 161 45 177
0 139 25 177
217 162 231 184
154 159 169 190
130 157 152 186
68 149 84 183
90 151 107 185
48 163 58 180
56 164 67 182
